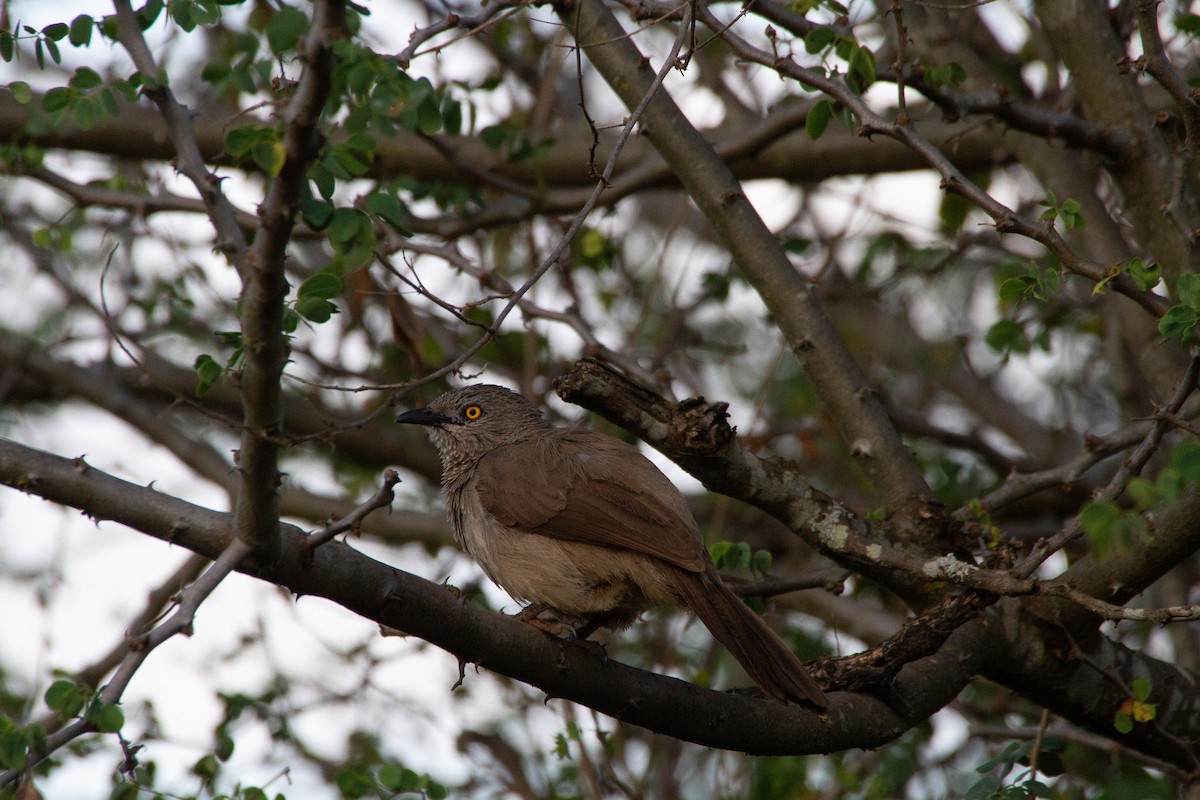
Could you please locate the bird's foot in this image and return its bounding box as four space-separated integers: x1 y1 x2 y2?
514 604 571 636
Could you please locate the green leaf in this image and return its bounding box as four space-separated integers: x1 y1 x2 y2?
1080 499 1123 557
1132 676 1152 702
45 679 86 717
480 123 513 149
365 191 413 236
87 701 124 733
267 7 307 53
41 87 76 113
848 44 876 88
1127 258 1161 292
194 353 223 396
300 197 333 230
41 22 69 41
1113 711 1133 734
0 729 26 770
751 548 772 574
44 36 61 64
806 99 833 140
0 32 13 62
1158 304 1198 343
215 732 235 761
298 271 342 300
73 97 97 129
335 769 374 799
193 752 220 781
1177 272 1200 308
998 276 1035 304
965 776 1002 800
1080 499 1120 538
70 67 103 90
8 81 32 104
985 319 1027 354
441 96 462 135
804 26 835 54
295 296 338 323
253 138 286 176
69 15 94 47
1177 13 1200 36
1126 477 1158 511
326 207 366 244
377 764 403 790
225 125 265 157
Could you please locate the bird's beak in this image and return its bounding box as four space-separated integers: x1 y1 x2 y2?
395 407 456 427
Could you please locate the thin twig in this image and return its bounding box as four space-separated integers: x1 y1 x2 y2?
306 469 401 550
1015 355 1200 579
1 539 251 785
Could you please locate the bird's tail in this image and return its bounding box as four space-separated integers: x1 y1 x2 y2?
674 569 828 709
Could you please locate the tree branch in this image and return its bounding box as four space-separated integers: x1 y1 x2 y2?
0 436 986 757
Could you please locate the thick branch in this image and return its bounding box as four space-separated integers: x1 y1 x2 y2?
0 437 981 756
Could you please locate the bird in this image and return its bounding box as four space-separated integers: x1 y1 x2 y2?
396 383 828 709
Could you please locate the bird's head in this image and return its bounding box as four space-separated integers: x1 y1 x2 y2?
396 384 550 466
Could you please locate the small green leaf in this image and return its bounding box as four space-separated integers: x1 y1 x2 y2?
1080 499 1120 538
1127 258 1161 292
335 769 374 799
295 296 338 323
985 319 1027 354
45 680 86 717
194 353 223 396
225 125 264 157
215 733 235 761
41 22 70 41
417 96 443 135
326 207 366 244
86 701 124 733
69 14 94 47
1132 676 1152 702
804 26 835 54
1126 477 1158 510
1177 272 1200 308
70 67 103 90
965 776 1002 800
1159 304 1198 343
998 276 1035 304
298 271 342 300
848 44 876 88
0 729 27 770
377 764 404 790
267 7 307 53
751 548 772 574
365 191 413 236
8 81 32 104
253 138 286 176
806 99 833 140
480 123 513 149
193 752 220 781
1113 711 1133 734
1176 13 1200 36
41 87 76 113
300 197 333 230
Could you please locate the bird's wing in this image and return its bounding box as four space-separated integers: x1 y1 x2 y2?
474 429 707 573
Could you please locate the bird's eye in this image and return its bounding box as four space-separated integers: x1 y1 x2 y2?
464 405 483 420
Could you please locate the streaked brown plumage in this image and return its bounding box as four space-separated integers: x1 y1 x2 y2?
397 384 827 708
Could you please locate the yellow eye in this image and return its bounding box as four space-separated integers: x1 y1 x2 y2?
464 405 483 420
